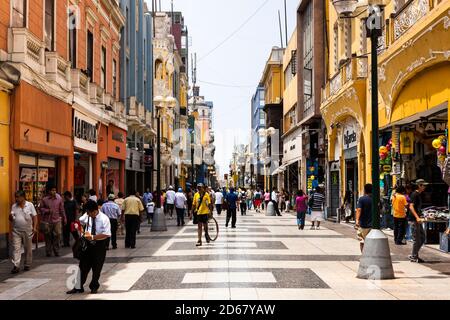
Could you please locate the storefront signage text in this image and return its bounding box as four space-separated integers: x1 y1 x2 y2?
112 131 125 143
73 111 98 153
74 117 97 144
344 130 357 150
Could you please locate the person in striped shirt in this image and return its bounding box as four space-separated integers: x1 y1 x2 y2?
310 185 326 230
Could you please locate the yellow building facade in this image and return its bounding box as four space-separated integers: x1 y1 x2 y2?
260 47 285 191
322 0 450 217
0 78 13 256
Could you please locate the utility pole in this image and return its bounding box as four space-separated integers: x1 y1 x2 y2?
284 0 288 48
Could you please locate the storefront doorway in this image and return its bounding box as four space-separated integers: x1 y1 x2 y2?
19 154 57 205
345 156 358 216
74 152 92 202
329 161 340 220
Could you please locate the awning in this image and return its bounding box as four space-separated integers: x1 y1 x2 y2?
271 164 287 176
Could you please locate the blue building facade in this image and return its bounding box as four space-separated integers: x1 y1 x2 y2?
251 86 265 188
119 0 153 195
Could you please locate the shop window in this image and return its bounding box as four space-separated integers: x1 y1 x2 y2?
44 0 55 51
12 0 26 27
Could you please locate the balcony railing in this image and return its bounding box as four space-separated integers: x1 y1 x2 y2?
392 0 430 41
45 52 71 90
71 68 90 97
9 28 45 74
321 55 368 102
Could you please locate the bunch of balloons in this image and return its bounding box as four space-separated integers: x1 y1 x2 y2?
432 135 447 162
379 139 392 165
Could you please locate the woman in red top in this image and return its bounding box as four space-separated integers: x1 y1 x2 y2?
296 190 308 230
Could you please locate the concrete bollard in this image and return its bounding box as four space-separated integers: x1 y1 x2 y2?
151 208 167 231
357 229 395 280
266 201 276 216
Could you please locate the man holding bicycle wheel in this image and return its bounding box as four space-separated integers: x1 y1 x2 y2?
192 184 211 247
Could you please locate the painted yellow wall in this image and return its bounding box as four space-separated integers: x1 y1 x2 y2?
388 63 449 124
0 90 10 235
283 30 298 118
264 65 284 105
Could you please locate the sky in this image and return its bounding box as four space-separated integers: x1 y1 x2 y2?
154 0 298 178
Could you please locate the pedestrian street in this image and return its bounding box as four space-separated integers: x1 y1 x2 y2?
0 210 449 300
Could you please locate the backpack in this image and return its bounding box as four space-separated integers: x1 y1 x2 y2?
254 193 261 200
308 193 315 207
443 156 450 186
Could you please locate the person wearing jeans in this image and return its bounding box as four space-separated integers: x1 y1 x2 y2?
408 180 427 263
175 188 187 226
39 186 67 257
225 188 239 228
101 194 121 250
391 186 408 245
295 190 308 230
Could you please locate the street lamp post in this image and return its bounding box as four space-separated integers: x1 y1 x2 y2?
151 95 176 232
332 0 394 280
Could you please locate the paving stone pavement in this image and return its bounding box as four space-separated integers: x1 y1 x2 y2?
0 210 450 300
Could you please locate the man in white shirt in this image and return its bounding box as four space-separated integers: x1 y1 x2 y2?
67 200 111 295
214 189 224 215
271 188 282 216
165 186 176 219
174 188 187 226
9 190 38 274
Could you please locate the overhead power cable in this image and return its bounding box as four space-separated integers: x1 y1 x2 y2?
198 79 255 88
197 0 270 63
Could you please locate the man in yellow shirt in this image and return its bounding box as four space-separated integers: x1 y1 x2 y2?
192 184 211 247
121 191 144 249
391 185 408 245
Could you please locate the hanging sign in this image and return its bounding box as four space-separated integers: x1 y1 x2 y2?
400 131 414 154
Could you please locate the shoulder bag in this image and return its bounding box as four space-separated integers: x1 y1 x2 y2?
72 217 89 260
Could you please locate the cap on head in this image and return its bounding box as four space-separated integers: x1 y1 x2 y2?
197 183 204 188
416 179 429 186
108 194 116 200
178 187 183 192
169 185 174 190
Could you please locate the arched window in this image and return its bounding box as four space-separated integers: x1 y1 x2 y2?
155 59 163 80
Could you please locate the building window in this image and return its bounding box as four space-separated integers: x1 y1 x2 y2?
44 0 55 51
333 23 339 73
12 0 26 27
344 19 352 59
302 1 314 116
112 59 117 98
259 111 265 126
101 46 107 89
87 30 94 80
126 8 129 46
359 19 367 55
68 9 77 68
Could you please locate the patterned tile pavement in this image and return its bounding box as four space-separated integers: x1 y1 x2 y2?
0 209 450 300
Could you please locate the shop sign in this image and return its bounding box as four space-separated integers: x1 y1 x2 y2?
20 168 48 182
405 122 448 134
400 131 414 154
73 111 98 153
112 130 125 143
343 129 357 150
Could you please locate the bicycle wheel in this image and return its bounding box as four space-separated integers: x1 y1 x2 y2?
207 217 219 241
